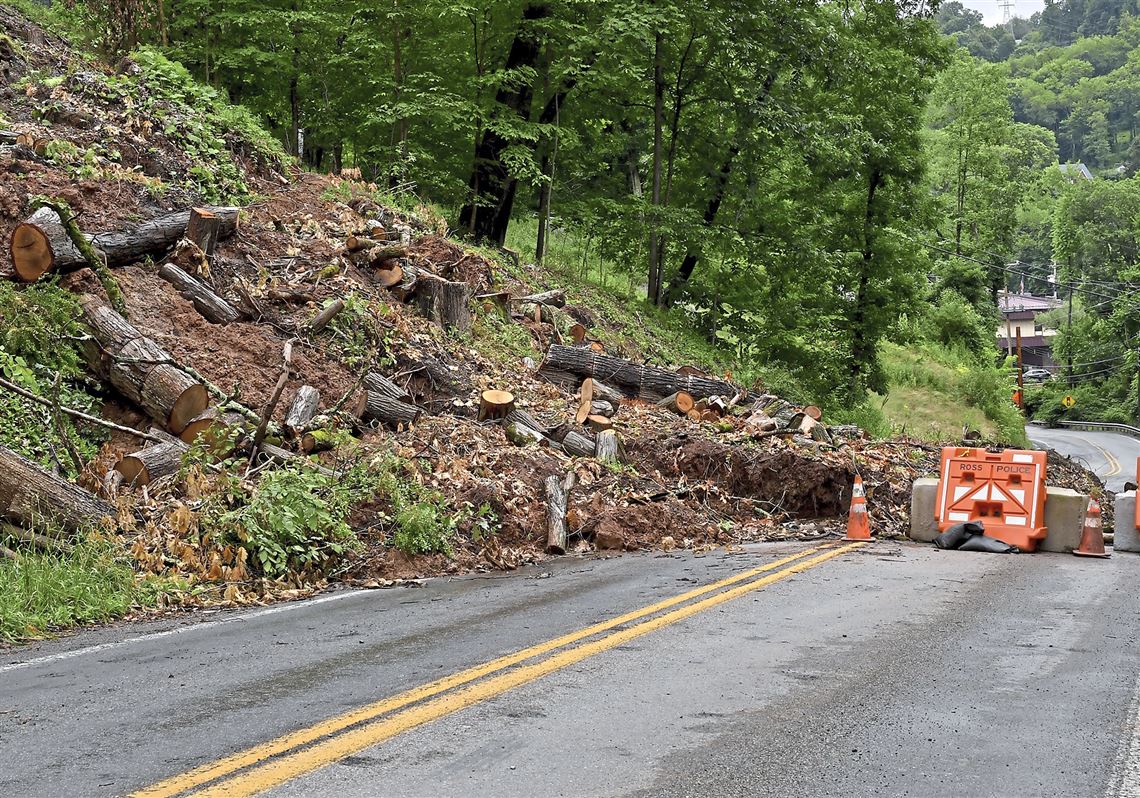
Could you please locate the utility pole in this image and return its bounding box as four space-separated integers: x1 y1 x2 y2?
1067 283 1074 387
1136 345 1140 423
1016 328 1025 410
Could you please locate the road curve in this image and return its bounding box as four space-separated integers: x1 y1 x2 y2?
1027 425 1140 491
2 541 1140 798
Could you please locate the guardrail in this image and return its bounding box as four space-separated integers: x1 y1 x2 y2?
1055 420 1140 440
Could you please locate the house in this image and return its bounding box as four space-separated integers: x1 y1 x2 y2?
996 292 1061 368
1058 162 1094 181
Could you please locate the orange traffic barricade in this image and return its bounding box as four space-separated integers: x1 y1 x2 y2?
935 447 1048 552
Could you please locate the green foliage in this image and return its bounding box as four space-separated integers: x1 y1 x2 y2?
212 463 368 578
318 293 392 369
923 290 994 355
0 539 148 643
372 455 456 556
0 282 104 474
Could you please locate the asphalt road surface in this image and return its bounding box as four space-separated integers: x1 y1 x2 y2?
4 539 1140 798
1027 424 1140 491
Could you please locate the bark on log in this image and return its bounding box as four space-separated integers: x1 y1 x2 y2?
1 521 72 553
595 430 621 464
416 274 472 331
364 372 412 402
158 263 241 324
591 400 617 418
81 299 208 434
543 345 746 402
478 390 515 422
504 421 545 447
0 445 114 532
301 428 339 454
284 386 320 436
514 289 566 308
364 391 421 428
658 391 695 415
115 440 189 487
544 472 576 555
186 207 221 258
546 425 595 457
308 299 345 336
10 206 240 281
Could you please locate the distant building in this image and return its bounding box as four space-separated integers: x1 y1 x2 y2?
1058 162 1094 181
997 292 1061 368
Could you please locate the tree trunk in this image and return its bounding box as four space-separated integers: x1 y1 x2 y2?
849 169 881 400
416 274 473 331
158 263 241 324
647 31 665 305
513 289 565 307
543 472 575 554
542 344 746 401
363 391 421 428
80 297 209 434
308 299 345 334
595 430 621 464
457 3 553 244
114 440 188 487
185 207 221 258
364 372 412 403
10 206 240 282
284 385 321 436
0 445 114 532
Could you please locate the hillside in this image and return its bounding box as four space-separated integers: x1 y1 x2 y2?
0 7 971 641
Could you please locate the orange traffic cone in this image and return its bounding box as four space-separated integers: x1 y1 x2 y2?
1073 499 1109 558
844 474 872 542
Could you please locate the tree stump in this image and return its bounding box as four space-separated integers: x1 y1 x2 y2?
416 274 473 331
478 390 516 422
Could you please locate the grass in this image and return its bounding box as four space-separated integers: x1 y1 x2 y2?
873 386 998 441
0 541 149 643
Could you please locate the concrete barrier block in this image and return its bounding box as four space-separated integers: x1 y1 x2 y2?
1039 488 1089 553
1114 492 1140 553
909 478 940 543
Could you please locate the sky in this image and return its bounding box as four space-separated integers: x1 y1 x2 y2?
961 0 1047 25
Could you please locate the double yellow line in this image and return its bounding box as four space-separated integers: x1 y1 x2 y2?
133 542 863 798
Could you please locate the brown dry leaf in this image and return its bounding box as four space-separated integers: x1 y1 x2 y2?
168 502 194 535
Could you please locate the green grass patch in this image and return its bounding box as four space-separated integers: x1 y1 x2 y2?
0 541 150 643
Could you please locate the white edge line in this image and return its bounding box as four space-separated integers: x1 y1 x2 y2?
0 588 367 674
1108 668 1140 798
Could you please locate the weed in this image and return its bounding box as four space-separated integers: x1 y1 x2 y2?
318 293 392 369
372 455 457 556
0 539 149 643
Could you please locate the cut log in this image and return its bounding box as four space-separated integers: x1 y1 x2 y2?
550 426 596 457
584 414 613 433
309 299 345 335
478 389 515 422
158 262 241 324
363 372 412 402
416 274 472 331
590 380 625 405
580 378 595 406
569 323 587 344
389 261 421 301
658 391 695 415
504 420 545 447
10 206 240 281
284 386 321 436
514 289 566 308
591 400 617 418
574 400 591 426
364 391 421 428
519 302 554 325
686 409 702 422
374 264 404 288
595 430 621 464
9 207 86 282
301 428 339 454
186 207 221 258
115 440 189 487
0 445 114 532
81 298 208 434
544 472 576 555
804 405 822 421
542 344 748 402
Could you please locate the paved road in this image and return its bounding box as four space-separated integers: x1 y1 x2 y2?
3 540 1140 798
1027 425 1140 491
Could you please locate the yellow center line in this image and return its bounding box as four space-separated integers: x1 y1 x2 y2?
186 543 864 798
132 544 834 798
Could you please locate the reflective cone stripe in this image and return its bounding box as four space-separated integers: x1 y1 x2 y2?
1073 499 1109 558
844 475 872 542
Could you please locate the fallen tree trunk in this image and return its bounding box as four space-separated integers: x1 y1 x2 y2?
364 372 412 403
10 206 240 282
115 440 189 487
81 298 208 434
514 289 565 308
284 386 320 436
158 263 241 324
544 472 576 555
548 424 595 457
658 391 694 415
0 445 114 532
416 274 472 331
542 345 746 402
363 391 421 428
